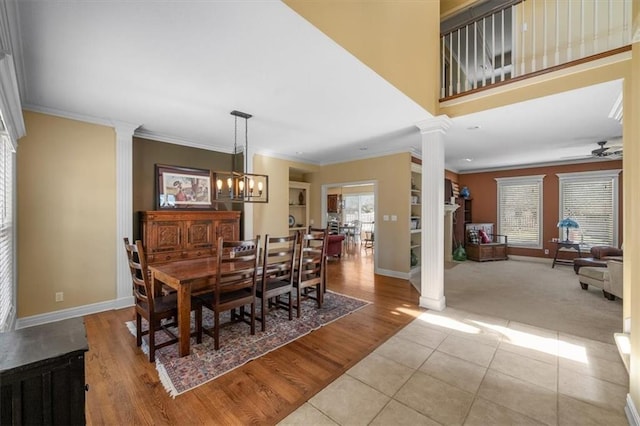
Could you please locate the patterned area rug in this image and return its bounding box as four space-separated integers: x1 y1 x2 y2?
126 291 370 397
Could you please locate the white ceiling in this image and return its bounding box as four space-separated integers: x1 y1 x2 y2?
10 1 623 172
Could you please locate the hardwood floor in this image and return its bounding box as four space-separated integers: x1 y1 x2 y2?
84 248 422 425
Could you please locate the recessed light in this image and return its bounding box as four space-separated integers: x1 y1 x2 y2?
464 158 473 162
295 151 303 155
359 146 368 151
466 125 481 130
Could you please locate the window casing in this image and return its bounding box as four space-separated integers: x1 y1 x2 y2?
0 131 14 332
342 193 374 224
496 175 545 248
557 170 620 248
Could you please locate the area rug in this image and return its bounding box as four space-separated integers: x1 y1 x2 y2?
126 291 370 397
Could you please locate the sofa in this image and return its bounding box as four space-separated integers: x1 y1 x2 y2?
573 245 623 273
578 258 623 300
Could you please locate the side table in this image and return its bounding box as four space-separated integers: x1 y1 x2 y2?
550 240 582 268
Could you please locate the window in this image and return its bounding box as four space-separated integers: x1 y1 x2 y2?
0 130 14 331
342 193 374 224
496 175 545 248
557 170 620 247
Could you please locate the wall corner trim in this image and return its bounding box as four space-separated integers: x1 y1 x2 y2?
626 394 640 426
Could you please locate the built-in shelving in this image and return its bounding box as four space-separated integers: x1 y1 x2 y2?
410 161 421 275
289 181 310 234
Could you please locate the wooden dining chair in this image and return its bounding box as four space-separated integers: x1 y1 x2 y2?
256 232 298 331
293 231 327 318
198 236 260 350
123 238 202 362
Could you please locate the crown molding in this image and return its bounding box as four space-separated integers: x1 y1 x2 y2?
133 128 232 154
415 115 453 134
608 91 623 123
23 103 121 128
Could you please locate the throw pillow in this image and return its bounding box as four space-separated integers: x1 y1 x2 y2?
467 229 479 244
479 229 491 244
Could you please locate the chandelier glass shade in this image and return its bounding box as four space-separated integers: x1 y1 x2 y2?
213 110 268 203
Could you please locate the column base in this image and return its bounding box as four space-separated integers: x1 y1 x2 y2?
419 295 446 311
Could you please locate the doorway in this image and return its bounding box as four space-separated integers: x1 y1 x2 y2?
321 181 378 273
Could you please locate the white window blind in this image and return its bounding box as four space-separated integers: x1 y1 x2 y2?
557 170 620 247
0 131 14 331
496 175 545 248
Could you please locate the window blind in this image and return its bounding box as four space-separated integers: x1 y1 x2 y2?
558 171 619 247
0 132 13 331
496 176 544 248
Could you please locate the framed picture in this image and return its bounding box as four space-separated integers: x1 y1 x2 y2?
156 164 213 209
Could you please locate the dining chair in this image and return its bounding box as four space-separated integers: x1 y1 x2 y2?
123 238 202 362
256 232 298 332
293 231 327 318
198 236 260 350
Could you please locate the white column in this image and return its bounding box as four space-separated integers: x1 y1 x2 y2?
114 122 139 308
415 116 452 311
244 145 255 238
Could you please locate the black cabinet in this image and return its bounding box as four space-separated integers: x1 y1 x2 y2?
0 317 88 425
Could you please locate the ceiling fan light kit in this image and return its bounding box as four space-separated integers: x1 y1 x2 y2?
591 140 623 158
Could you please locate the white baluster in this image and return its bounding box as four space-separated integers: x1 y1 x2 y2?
607 0 613 49
531 0 536 72
593 0 598 54
554 0 560 65
441 35 445 98
542 0 548 68
623 0 630 45
474 21 478 89
491 13 495 84
465 25 470 91
457 29 461 95
501 9 505 81
580 0 585 58
521 3 526 75
449 32 453 96
482 17 486 87
567 0 573 61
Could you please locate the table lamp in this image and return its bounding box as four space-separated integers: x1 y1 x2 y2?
557 218 579 242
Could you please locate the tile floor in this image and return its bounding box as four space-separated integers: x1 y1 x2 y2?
279 307 629 426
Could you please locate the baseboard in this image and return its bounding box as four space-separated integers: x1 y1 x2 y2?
626 394 640 426
419 295 446 311
15 296 134 329
508 255 553 264
376 268 409 280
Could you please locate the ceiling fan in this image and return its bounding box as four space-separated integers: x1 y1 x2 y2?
591 140 623 158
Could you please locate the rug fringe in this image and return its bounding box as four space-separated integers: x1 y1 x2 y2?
157 360 179 398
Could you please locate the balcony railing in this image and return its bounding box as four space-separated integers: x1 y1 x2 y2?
440 0 632 99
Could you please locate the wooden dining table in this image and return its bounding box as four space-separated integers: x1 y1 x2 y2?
148 257 218 357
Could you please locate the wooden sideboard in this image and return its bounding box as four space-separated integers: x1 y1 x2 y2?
140 210 241 265
0 317 88 425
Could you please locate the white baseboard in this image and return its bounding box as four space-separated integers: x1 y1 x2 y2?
508 255 553 264
376 268 409 280
15 296 134 329
419 295 446 311
627 394 640 426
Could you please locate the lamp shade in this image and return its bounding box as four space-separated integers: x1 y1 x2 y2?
557 218 579 229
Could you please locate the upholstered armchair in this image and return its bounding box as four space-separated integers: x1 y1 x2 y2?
573 245 623 273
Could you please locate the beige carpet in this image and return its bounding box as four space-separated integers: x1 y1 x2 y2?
444 259 622 344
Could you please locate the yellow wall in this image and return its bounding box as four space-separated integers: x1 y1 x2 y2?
309 153 411 274
628 0 640 410
440 0 477 20
283 0 440 114
252 154 319 238
17 111 116 317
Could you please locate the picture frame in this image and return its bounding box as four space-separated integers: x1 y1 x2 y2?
156 164 213 209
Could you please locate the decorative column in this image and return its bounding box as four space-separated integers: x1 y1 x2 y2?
415 115 452 311
114 122 139 308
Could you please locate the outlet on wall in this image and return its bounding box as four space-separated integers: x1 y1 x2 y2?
544 249 549 255
55 292 64 302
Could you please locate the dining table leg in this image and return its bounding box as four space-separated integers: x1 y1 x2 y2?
177 283 192 357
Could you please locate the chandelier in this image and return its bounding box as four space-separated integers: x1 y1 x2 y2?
213 110 269 203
